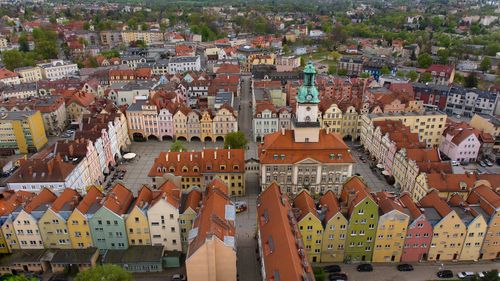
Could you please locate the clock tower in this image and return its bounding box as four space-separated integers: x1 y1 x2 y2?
293 61 321 142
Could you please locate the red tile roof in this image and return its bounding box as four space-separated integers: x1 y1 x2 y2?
426 64 454 77
256 182 314 281
182 189 202 213
187 179 235 257
50 188 81 213
24 188 57 214
75 186 104 214
0 191 36 216
293 190 318 221
319 191 341 224
340 176 374 216
103 183 133 215
398 192 422 220
419 190 452 217
0 68 18 79
216 63 240 74
376 192 405 214
259 129 355 164
467 184 500 216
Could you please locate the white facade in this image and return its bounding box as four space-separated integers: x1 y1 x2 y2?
253 109 279 141
168 56 201 74
147 199 182 251
38 60 79 80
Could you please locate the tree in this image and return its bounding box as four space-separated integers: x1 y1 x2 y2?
437 49 450 65
360 72 371 78
396 70 405 77
83 22 90 30
328 65 337 75
464 73 478 88
480 57 491 72
329 51 342 61
380 66 391 75
2 49 24 70
224 131 248 149
417 53 433 68
337 69 348 76
420 72 432 83
141 23 149 31
75 265 132 281
18 34 29 52
170 140 186 152
406 70 419 82
454 72 464 84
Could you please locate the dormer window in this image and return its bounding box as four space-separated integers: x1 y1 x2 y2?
220 165 225 171
329 154 335 159
182 166 188 173
193 166 199 173
169 167 175 172
274 154 278 160
233 165 239 170
280 154 285 160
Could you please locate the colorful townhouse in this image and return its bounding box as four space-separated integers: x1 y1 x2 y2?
89 183 133 250
419 190 466 261
466 184 500 260
185 179 236 281
372 192 409 263
319 191 348 263
67 186 104 249
179 189 202 252
448 194 487 261
14 188 57 249
146 181 182 251
125 186 153 246
341 176 379 262
399 193 433 262
294 190 323 263
256 182 315 281
0 191 35 253
0 110 48 155
39 188 82 249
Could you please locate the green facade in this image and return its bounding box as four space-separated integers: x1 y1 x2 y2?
89 207 129 251
344 197 379 262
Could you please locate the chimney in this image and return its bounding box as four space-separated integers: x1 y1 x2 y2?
228 150 230 159
202 150 204 159
214 150 217 160
347 191 357 209
28 166 33 176
47 161 54 175
281 127 285 135
190 153 193 161
177 153 180 162
166 152 169 162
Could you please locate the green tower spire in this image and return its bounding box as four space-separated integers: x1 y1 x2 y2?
297 61 320 104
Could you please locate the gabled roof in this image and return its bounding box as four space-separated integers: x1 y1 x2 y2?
154 180 181 209
467 184 500 216
256 182 314 281
187 180 235 258
293 190 319 222
398 192 423 220
0 191 36 216
319 191 340 224
50 188 81 213
419 190 452 218
75 186 103 215
181 189 202 214
375 192 405 214
340 176 374 216
103 183 133 215
24 188 57 214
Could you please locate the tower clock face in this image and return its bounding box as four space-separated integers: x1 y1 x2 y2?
306 94 313 101
306 106 311 111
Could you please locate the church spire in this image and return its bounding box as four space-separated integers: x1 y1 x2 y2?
297 61 320 104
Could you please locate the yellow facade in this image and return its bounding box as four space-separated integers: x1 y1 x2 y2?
341 106 360 139
214 173 245 197
428 211 466 261
38 209 72 249
0 229 10 253
372 210 409 262
200 111 214 142
459 215 487 261
1 218 19 251
321 104 343 134
180 176 202 190
321 213 348 263
298 213 323 263
180 208 197 253
67 210 93 249
13 210 44 249
125 207 151 246
0 111 47 154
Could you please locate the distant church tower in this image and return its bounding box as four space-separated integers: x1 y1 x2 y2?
293 61 321 142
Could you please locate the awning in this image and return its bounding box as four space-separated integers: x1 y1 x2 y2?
123 153 137 160
376 164 384 169
382 170 390 176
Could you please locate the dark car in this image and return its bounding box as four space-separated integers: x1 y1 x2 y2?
437 270 454 279
48 274 68 281
171 274 186 281
328 273 348 281
324 265 342 273
356 263 373 272
397 264 414 271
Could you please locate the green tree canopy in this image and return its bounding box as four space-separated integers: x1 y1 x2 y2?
420 72 432 83
5 275 38 281
480 57 491 72
337 69 348 76
417 53 433 68
224 131 248 149
380 66 391 75
75 265 132 281
170 140 186 152
464 73 478 88
406 70 419 82
360 72 370 78
2 49 24 70
328 65 337 75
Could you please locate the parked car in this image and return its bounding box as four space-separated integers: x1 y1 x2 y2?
324 265 342 273
397 264 414 271
451 161 460 167
437 270 453 278
478 161 487 167
328 273 348 281
457 272 475 279
484 159 493 167
171 274 187 281
356 263 373 272
235 201 248 213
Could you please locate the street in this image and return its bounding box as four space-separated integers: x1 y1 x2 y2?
319 262 500 281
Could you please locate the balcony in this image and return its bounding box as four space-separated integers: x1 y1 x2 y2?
292 117 320 128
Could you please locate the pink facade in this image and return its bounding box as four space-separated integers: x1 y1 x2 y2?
158 109 174 139
439 129 480 163
401 215 433 262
